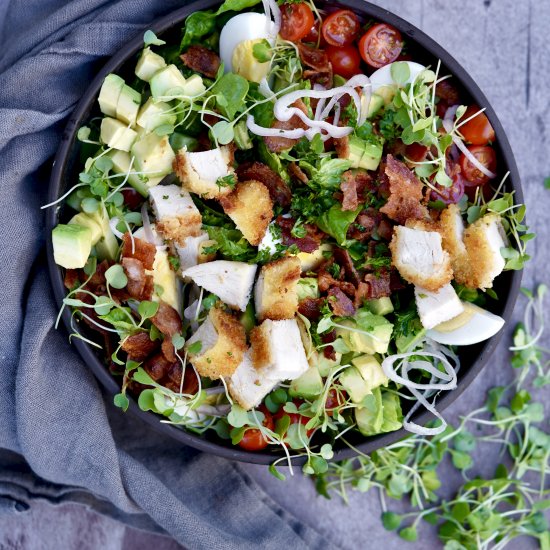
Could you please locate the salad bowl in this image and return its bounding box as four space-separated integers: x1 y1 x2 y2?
46 0 523 464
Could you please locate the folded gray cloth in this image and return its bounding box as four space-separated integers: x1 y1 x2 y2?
0 1 330 547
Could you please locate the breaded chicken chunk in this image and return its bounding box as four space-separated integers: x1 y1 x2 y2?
254 256 301 321
439 204 468 273
219 180 273 246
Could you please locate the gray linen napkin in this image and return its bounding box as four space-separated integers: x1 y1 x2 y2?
0 1 331 547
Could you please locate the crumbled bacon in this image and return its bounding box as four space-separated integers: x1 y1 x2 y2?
328 287 356 317
297 43 333 87
364 272 392 298
121 233 156 270
180 45 221 79
64 269 80 290
379 155 429 224
377 218 394 241
121 332 159 361
236 162 292 207
144 353 174 381
277 216 324 253
333 247 360 286
161 337 177 363
288 162 309 184
318 266 356 297
263 99 309 153
347 208 380 241
152 301 182 337
339 170 374 212
164 363 199 395
321 330 337 360
298 297 323 321
122 257 146 300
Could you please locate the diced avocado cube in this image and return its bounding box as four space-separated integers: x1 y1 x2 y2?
367 93 384 118
289 366 324 399
135 47 167 82
339 366 370 403
116 84 141 126
365 297 394 316
182 74 206 97
355 389 383 435
107 149 149 197
136 98 176 132
93 208 119 261
311 350 342 378
297 277 320 301
152 249 181 315
360 141 383 171
347 135 366 169
351 355 388 393
150 65 187 99
100 117 138 152
52 224 92 269
69 212 103 245
131 133 175 184
335 312 393 355
98 74 124 117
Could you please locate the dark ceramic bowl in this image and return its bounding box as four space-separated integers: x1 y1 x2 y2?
46 0 522 464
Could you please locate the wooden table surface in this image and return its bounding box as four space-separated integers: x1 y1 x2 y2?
1 0 548 548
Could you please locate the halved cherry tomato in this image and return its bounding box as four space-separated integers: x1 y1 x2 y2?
303 19 321 43
358 23 403 68
459 145 496 186
459 105 495 145
237 406 274 452
325 388 346 416
325 44 361 78
280 3 315 42
322 9 360 47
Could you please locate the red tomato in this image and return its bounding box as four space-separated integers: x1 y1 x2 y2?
322 9 360 47
459 145 496 186
303 19 321 43
460 105 495 145
280 3 315 42
325 44 361 78
358 23 403 68
325 388 345 416
237 407 274 452
405 143 428 164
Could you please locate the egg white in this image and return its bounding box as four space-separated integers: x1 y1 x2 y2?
370 61 426 93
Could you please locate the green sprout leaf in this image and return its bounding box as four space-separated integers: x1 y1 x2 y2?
144 30 166 46
105 264 128 289
114 392 129 412
138 300 159 320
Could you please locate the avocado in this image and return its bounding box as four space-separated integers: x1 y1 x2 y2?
376 85 396 105
396 325 426 353
69 212 103 245
240 301 256 333
150 65 187 99
100 117 138 152
365 297 394 316
233 120 253 150
311 350 342 377
131 133 175 184
152 249 181 314
93 208 119 261
136 98 177 132
345 135 383 171
116 84 142 126
289 366 324 399
182 74 206 98
347 135 366 169
107 150 149 197
351 355 388 393
339 366 371 403
367 93 385 118
297 278 320 301
355 389 384 435
98 74 124 117
52 224 92 269
335 312 393 354
135 47 167 82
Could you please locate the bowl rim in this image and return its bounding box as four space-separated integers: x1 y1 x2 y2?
46 0 523 465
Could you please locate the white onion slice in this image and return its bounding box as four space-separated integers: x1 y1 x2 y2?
108 217 124 240
262 0 281 37
442 118 496 179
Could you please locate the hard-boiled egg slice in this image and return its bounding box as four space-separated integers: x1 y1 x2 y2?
426 301 505 346
219 12 273 82
369 61 426 102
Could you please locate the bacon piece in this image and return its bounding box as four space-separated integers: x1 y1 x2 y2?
347 208 380 241
364 272 392 298
340 171 375 212
144 353 174 382
297 43 333 87
180 45 221 79
288 162 309 184
121 332 159 361
263 99 309 153
64 269 80 290
328 287 356 317
390 269 406 292
121 233 156 270
379 155 429 225
122 257 146 299
164 363 199 395
152 301 182 337
318 266 356 297
236 162 291 207
333 247 360 286
298 297 323 321
377 218 394 241
321 329 337 360
277 216 325 253
161 337 177 363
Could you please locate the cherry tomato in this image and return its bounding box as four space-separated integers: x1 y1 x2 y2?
280 2 315 42
358 23 403 68
237 407 274 452
459 145 496 186
459 105 495 145
303 19 321 43
325 388 346 416
405 143 428 164
325 44 361 78
322 9 360 47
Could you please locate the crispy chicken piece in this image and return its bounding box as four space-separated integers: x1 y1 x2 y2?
438 204 468 272
389 225 453 291
185 308 247 379
254 256 301 321
219 180 273 246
